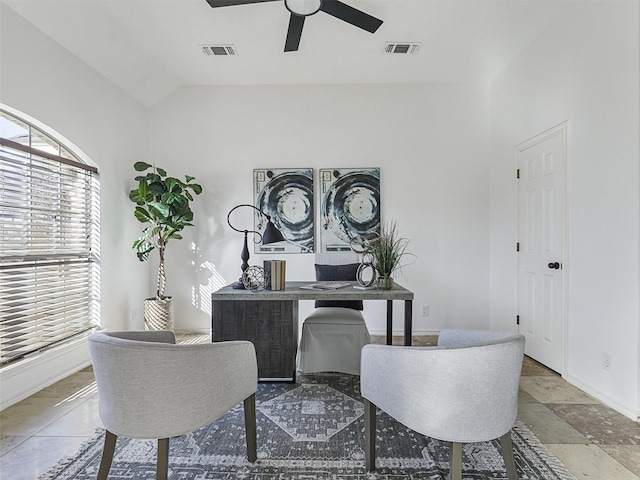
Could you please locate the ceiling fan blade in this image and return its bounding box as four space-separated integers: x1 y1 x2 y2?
205 0 278 8
320 0 383 33
284 14 305 52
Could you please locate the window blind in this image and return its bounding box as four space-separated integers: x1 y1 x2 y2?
0 133 100 365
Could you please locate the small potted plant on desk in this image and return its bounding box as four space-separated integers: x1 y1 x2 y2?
370 220 412 290
129 161 202 330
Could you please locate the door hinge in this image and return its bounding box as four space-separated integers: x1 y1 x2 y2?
516 315 520 325
516 242 520 252
516 169 520 179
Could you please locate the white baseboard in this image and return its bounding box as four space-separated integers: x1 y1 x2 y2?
0 333 92 411
564 373 639 422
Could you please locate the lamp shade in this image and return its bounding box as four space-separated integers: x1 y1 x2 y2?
262 218 286 245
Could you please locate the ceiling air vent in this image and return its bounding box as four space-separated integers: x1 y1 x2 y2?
383 42 422 55
201 44 238 56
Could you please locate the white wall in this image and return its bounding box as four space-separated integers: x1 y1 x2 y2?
147 83 491 335
489 1 640 419
1 4 150 408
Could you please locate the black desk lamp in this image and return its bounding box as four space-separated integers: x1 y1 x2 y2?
227 203 285 289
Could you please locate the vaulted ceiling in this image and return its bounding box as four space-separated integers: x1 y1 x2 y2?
5 0 570 106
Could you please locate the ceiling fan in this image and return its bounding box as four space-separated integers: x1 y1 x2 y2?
205 0 383 52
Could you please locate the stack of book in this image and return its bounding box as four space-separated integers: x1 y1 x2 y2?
264 260 286 290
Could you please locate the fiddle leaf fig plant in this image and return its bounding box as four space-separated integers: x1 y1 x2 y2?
129 161 202 300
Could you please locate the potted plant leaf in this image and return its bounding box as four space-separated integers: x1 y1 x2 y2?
129 161 202 330
369 220 412 289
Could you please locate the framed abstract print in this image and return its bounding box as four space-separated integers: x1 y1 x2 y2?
254 168 314 253
319 168 380 252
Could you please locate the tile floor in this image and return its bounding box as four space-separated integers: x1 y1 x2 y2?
1 334 638 479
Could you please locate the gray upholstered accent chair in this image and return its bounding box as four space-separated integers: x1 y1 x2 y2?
361 329 525 480
88 330 258 480
297 252 371 375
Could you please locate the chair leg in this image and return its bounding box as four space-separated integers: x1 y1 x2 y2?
449 442 462 480
244 393 257 462
364 399 376 471
500 431 518 480
157 438 169 480
97 430 117 480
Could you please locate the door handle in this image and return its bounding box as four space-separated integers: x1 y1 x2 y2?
547 262 560 270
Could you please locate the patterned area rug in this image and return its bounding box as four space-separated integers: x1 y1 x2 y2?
41 373 576 479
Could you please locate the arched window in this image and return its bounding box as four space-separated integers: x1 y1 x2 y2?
0 108 100 365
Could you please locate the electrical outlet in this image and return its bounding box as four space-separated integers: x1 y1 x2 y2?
421 305 430 316
602 353 612 371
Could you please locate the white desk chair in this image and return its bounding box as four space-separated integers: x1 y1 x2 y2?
297 252 371 375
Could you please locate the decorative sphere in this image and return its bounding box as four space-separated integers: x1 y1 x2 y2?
242 266 269 292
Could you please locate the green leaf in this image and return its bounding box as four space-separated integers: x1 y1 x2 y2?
161 228 177 244
128 189 142 204
134 207 152 223
148 173 161 184
134 161 152 172
185 191 194 202
138 180 148 199
161 192 178 204
190 183 203 195
185 175 195 182
136 245 154 262
156 167 167 177
165 177 177 194
148 183 165 197
133 236 154 260
148 201 170 220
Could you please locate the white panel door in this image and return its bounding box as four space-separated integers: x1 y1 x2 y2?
516 124 566 373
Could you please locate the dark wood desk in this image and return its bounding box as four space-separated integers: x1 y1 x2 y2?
211 281 414 381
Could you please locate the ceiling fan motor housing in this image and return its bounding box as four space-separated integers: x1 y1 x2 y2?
285 0 322 17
